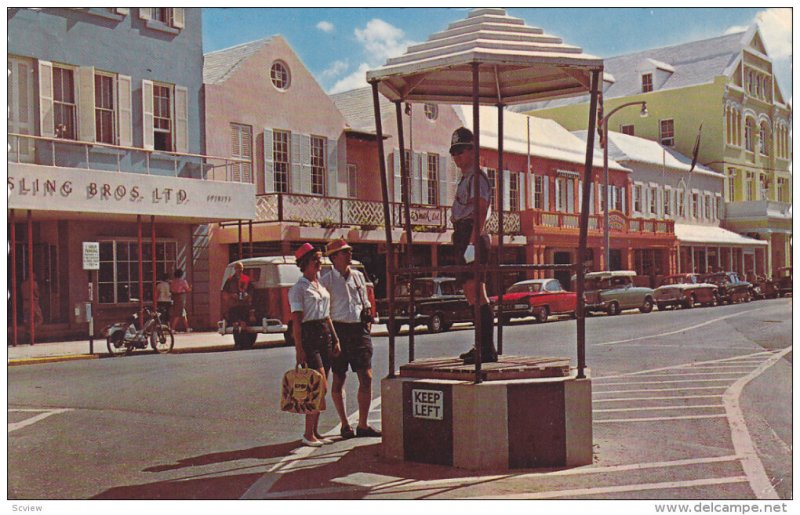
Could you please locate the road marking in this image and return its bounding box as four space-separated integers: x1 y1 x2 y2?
595 414 727 423
597 378 735 386
593 404 723 413
630 372 749 377
467 476 749 499
593 395 723 403
593 307 768 347
594 351 776 380
260 459 747 499
241 395 383 499
594 386 728 394
722 345 791 500
8 408 72 433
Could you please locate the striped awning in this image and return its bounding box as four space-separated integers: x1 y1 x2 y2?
366 8 603 105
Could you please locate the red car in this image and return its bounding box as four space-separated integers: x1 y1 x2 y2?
490 278 577 323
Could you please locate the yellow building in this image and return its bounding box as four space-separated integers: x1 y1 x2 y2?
519 26 791 275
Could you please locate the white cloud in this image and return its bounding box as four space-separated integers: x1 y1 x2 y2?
724 25 747 35
354 18 415 65
316 20 334 33
325 18 417 94
320 59 349 80
755 8 791 59
328 63 372 94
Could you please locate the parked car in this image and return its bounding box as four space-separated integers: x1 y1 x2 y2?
489 278 576 323
654 274 718 310
218 256 376 348
376 277 472 335
699 272 751 304
581 271 655 316
773 267 792 297
747 274 778 300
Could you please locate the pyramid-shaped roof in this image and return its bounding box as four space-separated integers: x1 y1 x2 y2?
366 8 603 105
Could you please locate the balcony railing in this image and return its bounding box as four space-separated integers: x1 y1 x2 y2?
530 210 674 234
8 132 249 182
240 192 522 234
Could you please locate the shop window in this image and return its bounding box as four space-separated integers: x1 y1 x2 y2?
98 240 177 304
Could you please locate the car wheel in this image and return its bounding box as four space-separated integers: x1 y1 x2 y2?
535 306 549 324
657 302 668 311
427 313 445 333
606 302 620 316
744 291 752 303
639 297 654 314
684 294 696 309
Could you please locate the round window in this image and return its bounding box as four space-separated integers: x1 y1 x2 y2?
270 61 290 90
424 103 438 121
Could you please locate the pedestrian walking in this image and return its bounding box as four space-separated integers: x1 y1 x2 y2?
21 273 44 328
155 273 173 327
170 268 192 332
288 243 341 447
449 127 497 364
321 238 381 439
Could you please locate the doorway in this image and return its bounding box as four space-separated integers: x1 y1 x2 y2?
553 251 572 291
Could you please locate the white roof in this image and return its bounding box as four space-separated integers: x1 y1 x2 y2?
573 130 720 177
674 224 768 247
366 8 602 105
455 106 628 172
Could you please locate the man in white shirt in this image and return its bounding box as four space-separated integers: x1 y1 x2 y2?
321 238 381 439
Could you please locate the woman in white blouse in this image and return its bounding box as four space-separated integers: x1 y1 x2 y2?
288 243 341 447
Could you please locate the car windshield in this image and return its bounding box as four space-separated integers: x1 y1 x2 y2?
396 280 435 297
508 283 541 294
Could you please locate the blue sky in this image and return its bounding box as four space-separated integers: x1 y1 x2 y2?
202 7 792 97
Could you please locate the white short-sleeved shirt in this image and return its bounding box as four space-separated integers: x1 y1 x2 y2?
320 267 371 323
451 165 492 222
288 276 331 322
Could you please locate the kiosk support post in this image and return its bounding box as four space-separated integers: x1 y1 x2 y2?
576 69 602 379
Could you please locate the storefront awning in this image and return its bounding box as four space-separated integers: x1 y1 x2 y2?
674 223 768 247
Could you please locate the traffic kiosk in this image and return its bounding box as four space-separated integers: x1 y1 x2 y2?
366 8 604 469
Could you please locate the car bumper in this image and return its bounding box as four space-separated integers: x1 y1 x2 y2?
217 318 287 335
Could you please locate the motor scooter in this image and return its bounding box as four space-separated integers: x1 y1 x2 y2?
104 306 174 356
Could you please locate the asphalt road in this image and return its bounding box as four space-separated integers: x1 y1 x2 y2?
7 297 792 500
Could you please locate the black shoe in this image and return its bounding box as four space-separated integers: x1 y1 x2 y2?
459 348 476 360
340 426 356 439
463 350 498 365
356 426 382 438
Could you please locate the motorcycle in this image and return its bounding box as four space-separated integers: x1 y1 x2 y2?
104 306 175 356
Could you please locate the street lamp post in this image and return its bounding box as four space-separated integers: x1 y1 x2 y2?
599 101 648 269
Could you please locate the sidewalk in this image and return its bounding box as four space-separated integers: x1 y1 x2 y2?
7 325 393 365
6 330 290 366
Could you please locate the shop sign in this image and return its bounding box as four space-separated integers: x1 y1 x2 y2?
412 389 444 420
608 213 626 232
397 206 444 227
7 163 255 221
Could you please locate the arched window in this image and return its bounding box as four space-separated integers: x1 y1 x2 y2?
759 122 769 155
744 117 755 152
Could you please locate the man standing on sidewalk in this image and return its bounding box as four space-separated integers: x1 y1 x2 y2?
321 238 381 439
449 127 497 364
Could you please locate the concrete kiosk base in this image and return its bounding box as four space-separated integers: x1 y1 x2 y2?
381 357 592 470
